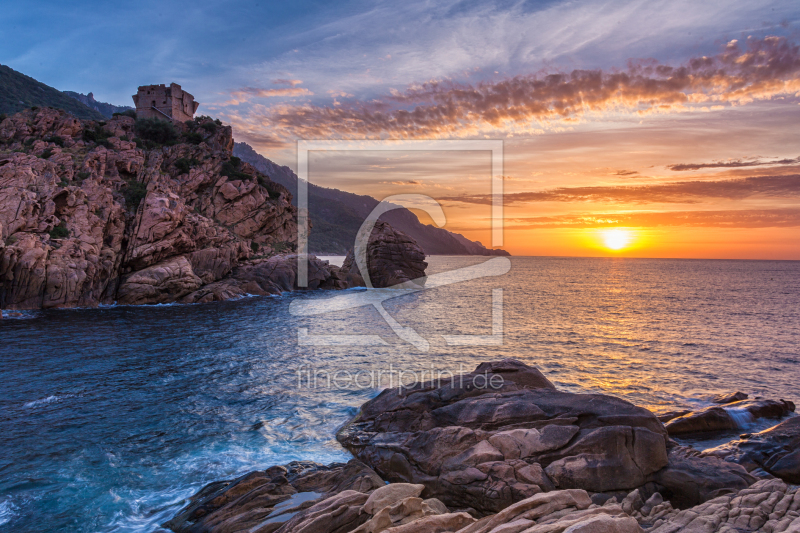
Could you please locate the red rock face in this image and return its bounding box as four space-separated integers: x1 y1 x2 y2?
340 220 428 288
0 108 430 308
0 108 302 308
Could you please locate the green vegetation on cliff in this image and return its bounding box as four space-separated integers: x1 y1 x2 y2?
0 64 105 120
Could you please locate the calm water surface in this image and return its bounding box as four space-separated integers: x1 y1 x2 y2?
1 257 798 532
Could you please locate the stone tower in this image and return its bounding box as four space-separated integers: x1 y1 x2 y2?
132 83 199 122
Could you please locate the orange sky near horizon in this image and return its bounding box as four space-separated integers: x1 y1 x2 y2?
299 95 800 259
221 36 800 260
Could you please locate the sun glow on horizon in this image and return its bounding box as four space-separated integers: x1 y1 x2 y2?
602 228 633 251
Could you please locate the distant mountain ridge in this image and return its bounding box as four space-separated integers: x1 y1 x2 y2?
63 91 133 118
0 64 105 120
234 142 510 256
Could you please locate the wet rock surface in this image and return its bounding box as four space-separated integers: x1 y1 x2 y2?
664 399 795 436
713 391 749 405
701 416 800 484
336 359 670 514
166 459 384 533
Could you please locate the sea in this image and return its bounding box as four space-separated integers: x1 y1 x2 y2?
1 256 798 532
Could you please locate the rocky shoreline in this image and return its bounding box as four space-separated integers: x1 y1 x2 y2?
166 360 799 533
0 108 430 311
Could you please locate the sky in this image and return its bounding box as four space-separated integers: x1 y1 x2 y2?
2 0 800 258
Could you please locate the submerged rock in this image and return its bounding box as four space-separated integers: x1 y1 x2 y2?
713 391 749 405
336 359 669 514
701 416 800 484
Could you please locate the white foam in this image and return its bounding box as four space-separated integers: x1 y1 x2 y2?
23 395 61 408
0 310 37 319
316 256 346 267
725 407 755 428
0 499 17 526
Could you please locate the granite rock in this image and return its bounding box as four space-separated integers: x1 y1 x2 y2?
336 360 669 514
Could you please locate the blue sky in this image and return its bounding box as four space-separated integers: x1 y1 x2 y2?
2 0 797 108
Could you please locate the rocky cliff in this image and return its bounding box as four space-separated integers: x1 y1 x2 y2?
234 142 511 257
0 108 366 309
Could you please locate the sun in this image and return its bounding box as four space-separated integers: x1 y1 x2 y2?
602 228 632 251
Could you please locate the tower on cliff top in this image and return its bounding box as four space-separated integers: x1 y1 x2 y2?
132 83 199 122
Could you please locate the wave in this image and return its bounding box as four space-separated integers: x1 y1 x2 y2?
23 395 63 409
724 406 755 428
0 311 39 320
0 498 17 526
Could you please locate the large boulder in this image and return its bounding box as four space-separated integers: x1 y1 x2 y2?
651 443 757 508
340 220 427 288
701 416 800 484
336 360 669 514
664 399 795 436
116 255 203 305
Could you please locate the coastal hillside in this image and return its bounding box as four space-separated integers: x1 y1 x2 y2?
0 108 324 309
234 142 510 256
0 64 105 120
63 91 134 119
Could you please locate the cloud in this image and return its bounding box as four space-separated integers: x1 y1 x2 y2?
253 36 800 140
503 208 800 229
614 170 639 176
273 79 303 87
383 180 423 185
668 156 800 171
438 174 800 205
227 129 286 150
225 86 313 105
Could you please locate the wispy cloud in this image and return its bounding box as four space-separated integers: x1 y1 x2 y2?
383 180 423 186
250 37 800 140
667 156 800 171
224 86 313 105
272 79 303 87
503 208 800 228
439 174 800 205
